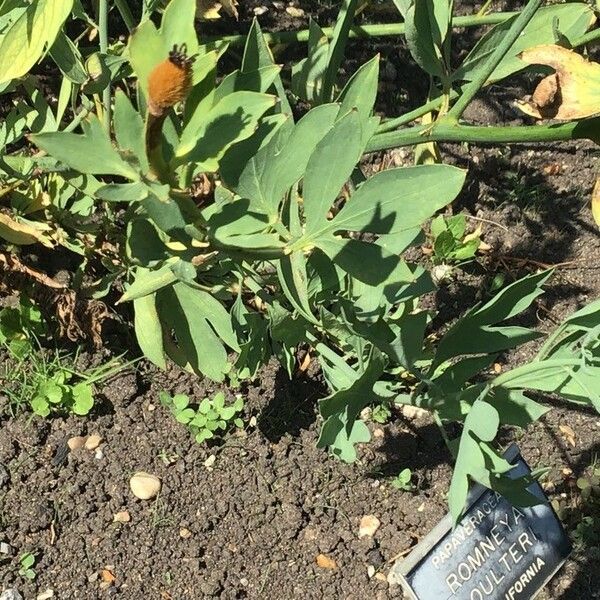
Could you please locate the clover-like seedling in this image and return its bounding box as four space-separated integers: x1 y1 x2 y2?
159 391 244 444
30 372 94 418
18 552 36 581
391 468 416 492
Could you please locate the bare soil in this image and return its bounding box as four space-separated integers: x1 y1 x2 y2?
1 2 600 599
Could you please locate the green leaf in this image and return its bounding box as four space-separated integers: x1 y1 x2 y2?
176 91 277 168
236 103 339 217
454 4 595 83
219 114 289 189
160 0 199 57
96 182 148 203
214 65 282 103
315 238 400 287
177 284 240 352
175 408 195 424
32 115 138 179
322 0 359 102
329 165 466 235
338 55 380 125
318 350 385 462
134 293 167 369
242 19 292 114
160 283 235 381
0 0 74 84
49 31 87 84
72 383 94 415
303 110 363 235
121 266 178 302
276 251 317 324
388 311 428 369
434 271 552 364
448 399 497 523
486 388 550 427
127 20 165 98
292 20 330 103
397 0 451 78
113 90 148 172
31 396 50 417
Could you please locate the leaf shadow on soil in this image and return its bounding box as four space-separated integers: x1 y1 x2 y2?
553 434 600 599
364 418 453 491
255 367 326 442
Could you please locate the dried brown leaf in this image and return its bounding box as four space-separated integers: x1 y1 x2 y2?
517 45 600 120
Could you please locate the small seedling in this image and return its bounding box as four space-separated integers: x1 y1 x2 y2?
2 349 126 417
0 297 45 359
30 373 94 418
157 449 179 466
429 214 481 264
160 391 244 443
371 403 392 424
18 552 36 580
576 465 600 501
391 468 416 492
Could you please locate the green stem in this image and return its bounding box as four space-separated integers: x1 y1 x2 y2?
377 91 459 134
572 26 600 48
64 102 94 132
114 0 135 32
99 0 110 133
433 411 456 459
491 358 581 388
203 12 518 48
366 118 600 153
447 0 542 120
377 16 600 136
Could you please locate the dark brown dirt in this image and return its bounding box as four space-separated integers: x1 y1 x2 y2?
2 2 600 599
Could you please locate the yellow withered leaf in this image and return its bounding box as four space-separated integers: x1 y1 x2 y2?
517 45 600 120
0 213 53 247
197 0 238 19
592 177 600 227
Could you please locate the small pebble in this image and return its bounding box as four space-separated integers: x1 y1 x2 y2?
36 591 54 600
67 436 87 451
85 434 102 450
367 565 376 578
286 6 304 17
0 542 13 556
204 455 216 469
359 515 381 538
95 449 104 460
0 591 23 600
179 528 192 539
113 511 131 523
130 472 161 500
253 6 268 15
401 405 429 420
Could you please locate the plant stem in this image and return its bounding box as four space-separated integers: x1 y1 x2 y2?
114 0 135 32
99 0 111 133
377 92 459 134
203 12 518 48
433 411 456 459
366 118 600 153
572 26 600 48
446 0 542 121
